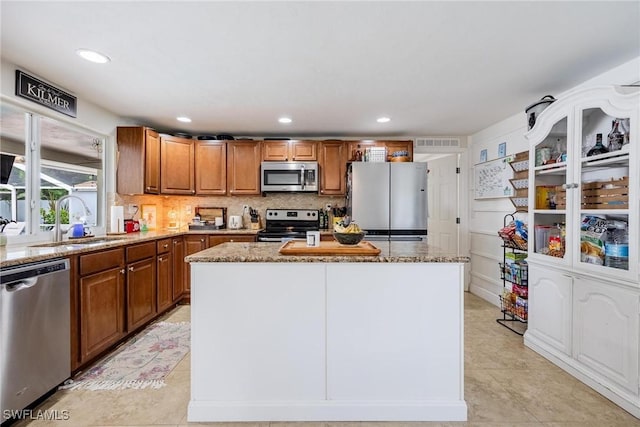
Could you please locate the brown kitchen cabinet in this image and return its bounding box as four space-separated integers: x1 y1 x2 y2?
195 140 226 195
161 135 195 194
78 248 126 364
156 238 173 314
172 237 185 302
183 234 208 293
125 241 157 332
262 140 317 161
318 141 347 195
227 141 261 195
208 234 256 247
116 127 160 194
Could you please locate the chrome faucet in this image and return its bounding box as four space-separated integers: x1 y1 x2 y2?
54 195 92 242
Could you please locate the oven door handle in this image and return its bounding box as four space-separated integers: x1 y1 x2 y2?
258 237 284 242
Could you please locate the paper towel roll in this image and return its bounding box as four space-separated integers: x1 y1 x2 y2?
110 206 124 233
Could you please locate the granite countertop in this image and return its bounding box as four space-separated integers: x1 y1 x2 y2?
0 228 261 267
186 241 470 263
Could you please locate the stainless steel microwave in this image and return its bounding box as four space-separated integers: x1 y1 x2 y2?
260 161 318 192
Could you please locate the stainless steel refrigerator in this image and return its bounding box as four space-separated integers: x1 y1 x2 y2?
346 162 428 240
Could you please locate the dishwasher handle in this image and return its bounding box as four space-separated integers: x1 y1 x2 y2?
5 277 38 292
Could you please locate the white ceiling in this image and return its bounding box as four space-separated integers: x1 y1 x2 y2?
1 1 639 138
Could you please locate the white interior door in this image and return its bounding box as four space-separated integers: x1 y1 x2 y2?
426 154 459 253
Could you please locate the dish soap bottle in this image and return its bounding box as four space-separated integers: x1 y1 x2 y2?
587 133 608 157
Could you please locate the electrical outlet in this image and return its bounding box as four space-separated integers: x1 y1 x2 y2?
128 204 138 215
325 204 332 211
243 205 249 212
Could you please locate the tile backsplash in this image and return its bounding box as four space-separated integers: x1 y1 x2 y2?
112 192 344 231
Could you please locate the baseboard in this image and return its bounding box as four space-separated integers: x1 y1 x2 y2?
468 283 500 308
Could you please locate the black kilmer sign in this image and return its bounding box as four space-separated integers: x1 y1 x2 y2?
15 70 77 118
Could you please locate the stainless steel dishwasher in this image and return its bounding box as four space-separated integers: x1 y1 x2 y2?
1 258 70 418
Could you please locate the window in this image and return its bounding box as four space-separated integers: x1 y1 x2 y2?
0 103 104 240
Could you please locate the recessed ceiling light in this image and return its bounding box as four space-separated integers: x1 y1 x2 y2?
376 117 391 123
76 48 110 64
278 117 292 124
176 116 192 123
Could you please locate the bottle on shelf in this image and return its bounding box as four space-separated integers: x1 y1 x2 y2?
587 133 609 157
607 119 624 152
605 226 629 270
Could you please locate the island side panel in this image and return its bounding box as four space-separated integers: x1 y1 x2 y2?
190 262 326 402
326 263 464 401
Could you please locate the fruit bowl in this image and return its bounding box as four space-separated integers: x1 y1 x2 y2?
333 232 365 245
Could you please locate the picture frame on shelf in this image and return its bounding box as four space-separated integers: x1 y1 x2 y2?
480 149 488 163
498 142 507 158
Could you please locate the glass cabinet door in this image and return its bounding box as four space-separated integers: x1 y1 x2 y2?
532 116 569 263
577 107 630 273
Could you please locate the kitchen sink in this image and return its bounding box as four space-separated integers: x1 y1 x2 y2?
29 236 129 248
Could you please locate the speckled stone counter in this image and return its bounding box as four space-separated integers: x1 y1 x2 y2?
186 240 469 263
0 229 261 267
188 239 468 422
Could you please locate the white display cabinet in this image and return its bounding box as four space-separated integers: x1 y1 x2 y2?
524 86 640 418
526 86 638 282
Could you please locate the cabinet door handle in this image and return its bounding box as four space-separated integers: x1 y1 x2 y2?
173 240 177 245
158 256 163 261
163 244 169 248
128 266 134 271
230 239 234 242
200 238 205 242
120 269 125 274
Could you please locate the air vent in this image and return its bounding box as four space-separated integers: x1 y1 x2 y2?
414 137 464 152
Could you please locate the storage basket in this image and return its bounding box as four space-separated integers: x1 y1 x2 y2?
510 178 528 189
581 177 629 209
510 160 529 172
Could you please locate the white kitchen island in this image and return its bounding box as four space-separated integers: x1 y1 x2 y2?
186 241 469 422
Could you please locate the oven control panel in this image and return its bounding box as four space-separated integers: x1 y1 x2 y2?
265 209 318 221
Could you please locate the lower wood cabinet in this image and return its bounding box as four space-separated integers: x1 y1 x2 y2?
184 235 208 293
125 242 157 332
73 233 257 371
78 248 125 364
156 238 173 313
172 237 185 301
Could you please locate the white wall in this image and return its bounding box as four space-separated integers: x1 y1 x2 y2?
467 56 640 306
1 58 129 232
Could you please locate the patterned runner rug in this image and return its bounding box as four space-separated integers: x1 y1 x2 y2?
60 321 190 391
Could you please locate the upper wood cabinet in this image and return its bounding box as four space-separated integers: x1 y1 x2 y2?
346 140 413 161
227 141 261 195
116 127 160 194
160 135 195 194
318 141 347 196
195 140 227 195
262 140 317 161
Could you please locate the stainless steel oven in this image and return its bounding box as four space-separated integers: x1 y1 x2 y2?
257 209 320 241
260 161 318 193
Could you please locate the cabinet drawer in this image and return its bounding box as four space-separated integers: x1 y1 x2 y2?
156 238 172 254
126 241 156 262
79 248 124 276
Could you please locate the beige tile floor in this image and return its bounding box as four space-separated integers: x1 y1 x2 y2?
12 292 640 427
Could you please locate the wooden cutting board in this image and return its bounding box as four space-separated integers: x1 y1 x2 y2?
279 240 381 256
